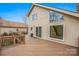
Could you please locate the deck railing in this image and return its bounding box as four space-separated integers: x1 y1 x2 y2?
0 34 25 55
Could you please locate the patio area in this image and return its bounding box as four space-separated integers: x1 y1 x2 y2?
1 35 78 56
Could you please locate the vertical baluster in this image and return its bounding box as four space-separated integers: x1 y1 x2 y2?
1 38 2 47
4 37 6 47
3 37 5 47
24 36 25 44
3 37 4 46
4 37 5 47
2 37 3 47
0 37 1 55
6 37 7 46
0 37 1 47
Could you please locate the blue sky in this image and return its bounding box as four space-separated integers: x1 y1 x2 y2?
0 3 76 23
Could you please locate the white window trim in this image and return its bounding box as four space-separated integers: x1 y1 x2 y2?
49 11 64 22
49 11 54 21
48 24 64 41
32 14 38 21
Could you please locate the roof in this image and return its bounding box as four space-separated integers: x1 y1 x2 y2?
0 19 27 28
27 4 79 18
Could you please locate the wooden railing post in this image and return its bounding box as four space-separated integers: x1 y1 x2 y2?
0 34 26 48
23 35 25 44
0 39 1 55
0 36 2 55
77 36 79 56
13 35 16 46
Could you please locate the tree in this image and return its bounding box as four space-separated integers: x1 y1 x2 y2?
22 16 27 26
22 16 28 33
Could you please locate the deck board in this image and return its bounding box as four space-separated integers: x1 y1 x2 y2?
1 36 78 56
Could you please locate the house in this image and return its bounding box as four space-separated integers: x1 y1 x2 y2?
27 4 79 47
0 18 28 34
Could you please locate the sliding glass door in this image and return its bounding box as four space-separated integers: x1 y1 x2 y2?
36 27 38 36
36 26 42 37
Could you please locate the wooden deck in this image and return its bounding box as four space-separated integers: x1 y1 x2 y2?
1 35 79 56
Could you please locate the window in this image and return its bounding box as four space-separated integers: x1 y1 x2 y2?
39 27 42 37
49 11 64 22
49 11 54 22
16 28 19 32
50 25 63 39
31 27 32 31
54 12 64 21
32 14 38 20
36 27 38 36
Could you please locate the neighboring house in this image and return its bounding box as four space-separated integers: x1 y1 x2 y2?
0 19 28 34
27 4 79 47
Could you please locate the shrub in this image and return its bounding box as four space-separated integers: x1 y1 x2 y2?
21 31 27 34
9 32 19 36
2 32 9 36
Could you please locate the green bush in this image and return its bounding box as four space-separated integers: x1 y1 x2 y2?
2 32 9 36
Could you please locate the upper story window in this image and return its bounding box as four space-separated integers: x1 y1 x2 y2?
49 11 64 22
49 11 54 21
32 14 38 20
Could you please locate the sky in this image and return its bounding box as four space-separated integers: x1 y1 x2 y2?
0 3 76 23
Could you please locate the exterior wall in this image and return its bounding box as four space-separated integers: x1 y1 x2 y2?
28 6 64 41
47 20 64 43
0 19 27 35
0 27 26 35
0 28 17 34
64 15 79 47
28 6 49 39
18 28 26 32
48 14 79 47
28 6 79 47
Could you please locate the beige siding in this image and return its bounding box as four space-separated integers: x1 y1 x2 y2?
28 6 49 39
64 15 79 47
0 19 27 35
28 6 79 47
0 28 26 35
0 28 17 34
